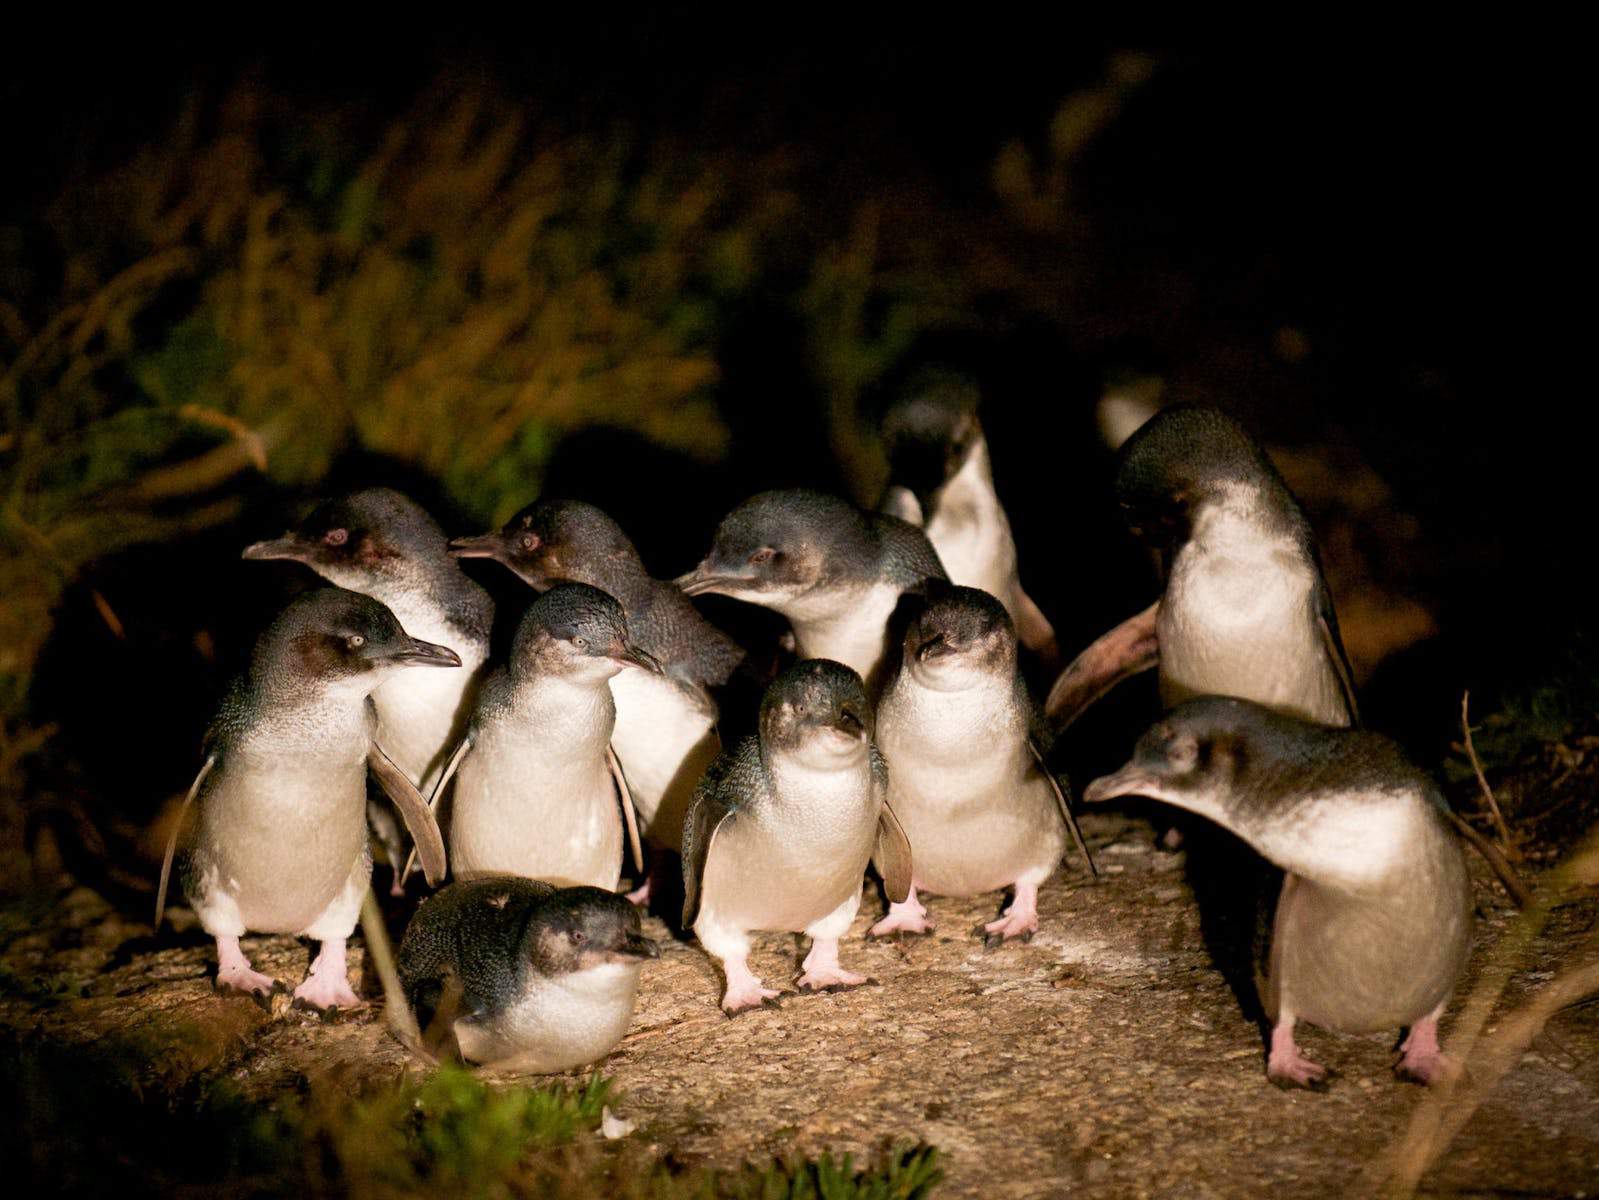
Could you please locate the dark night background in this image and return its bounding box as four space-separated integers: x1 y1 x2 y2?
0 21 1582 886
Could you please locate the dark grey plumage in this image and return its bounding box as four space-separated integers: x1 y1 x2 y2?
450 498 744 690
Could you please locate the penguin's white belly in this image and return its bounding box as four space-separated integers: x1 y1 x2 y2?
458 962 642 1072
195 753 369 934
450 740 621 889
1159 551 1347 726
701 778 878 934
878 689 1062 895
791 584 904 684
373 660 479 789
608 669 720 847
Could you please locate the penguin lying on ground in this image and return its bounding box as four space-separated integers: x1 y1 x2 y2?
450 499 739 901
1084 696 1472 1089
440 583 651 890
676 489 947 694
398 876 658 1072
878 371 1059 669
1045 403 1357 733
243 488 493 888
156 588 453 1010
682 659 912 1014
869 586 1095 944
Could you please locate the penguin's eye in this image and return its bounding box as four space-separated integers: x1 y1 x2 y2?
520 533 539 552
325 528 349 546
572 636 588 649
569 929 587 945
748 548 776 565
347 634 366 649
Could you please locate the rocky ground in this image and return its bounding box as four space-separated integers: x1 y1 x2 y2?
2 811 1595 1198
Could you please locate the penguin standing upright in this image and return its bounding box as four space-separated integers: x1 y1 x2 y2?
158 588 453 1010
869 586 1094 944
681 659 912 1014
399 876 659 1072
878 371 1059 667
449 499 739 887
1084 697 1472 1089
1046 404 1358 732
676 489 947 693
443 583 653 890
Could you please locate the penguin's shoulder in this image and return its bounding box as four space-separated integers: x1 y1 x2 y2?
631 580 747 690
868 512 949 588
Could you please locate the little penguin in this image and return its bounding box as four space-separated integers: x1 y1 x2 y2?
869 585 1095 944
398 876 659 1072
878 371 1059 668
681 659 912 1014
1045 404 1358 732
449 499 739 874
243 488 493 887
1083 696 1472 1089
156 587 455 1010
676 489 947 694
442 583 653 890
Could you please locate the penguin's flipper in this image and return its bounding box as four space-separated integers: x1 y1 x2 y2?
607 746 646 875
401 735 472 884
681 787 739 928
369 742 447 886
1031 738 1097 878
872 799 914 904
1044 600 1160 731
154 753 215 929
1313 579 1361 728
1011 583 1061 668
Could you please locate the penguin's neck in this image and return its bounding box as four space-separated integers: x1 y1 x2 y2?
1234 789 1440 897
923 438 1015 597
1181 482 1303 566
249 674 373 751
504 670 617 741
326 561 488 662
762 742 874 832
782 579 903 683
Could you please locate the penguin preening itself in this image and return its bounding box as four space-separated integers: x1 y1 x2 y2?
682 659 912 1014
1045 404 1358 732
877 372 1060 668
440 583 652 890
155 588 453 1011
1084 697 1472 1089
676 489 947 693
449 499 738 874
243 488 494 789
398 876 659 1072
869 586 1095 945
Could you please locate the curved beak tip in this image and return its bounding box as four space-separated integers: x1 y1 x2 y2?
241 537 296 562
447 535 501 560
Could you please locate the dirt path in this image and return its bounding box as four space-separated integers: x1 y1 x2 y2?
3 814 1596 1198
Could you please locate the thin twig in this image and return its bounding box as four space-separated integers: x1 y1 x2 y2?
1462 691 1518 856
359 888 420 1049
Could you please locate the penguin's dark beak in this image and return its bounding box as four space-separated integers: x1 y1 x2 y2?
916 632 954 662
675 564 735 597
380 637 463 668
241 534 306 563
1083 764 1159 805
447 533 507 561
612 643 664 674
830 705 867 739
613 931 660 961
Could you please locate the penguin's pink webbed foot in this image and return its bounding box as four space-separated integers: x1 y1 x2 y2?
868 887 933 938
720 957 782 1015
291 940 364 1013
624 872 653 908
796 937 869 992
980 882 1039 946
1395 1016 1459 1086
1267 1020 1332 1091
215 936 280 1003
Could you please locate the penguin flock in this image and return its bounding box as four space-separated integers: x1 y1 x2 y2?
155 396 1475 1091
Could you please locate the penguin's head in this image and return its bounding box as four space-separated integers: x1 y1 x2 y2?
449 499 640 591
524 886 660 976
903 584 1016 690
760 658 872 765
259 587 462 688
881 370 982 513
1114 405 1291 548
512 582 661 681
676 489 856 605
1085 697 1430 889
243 488 447 586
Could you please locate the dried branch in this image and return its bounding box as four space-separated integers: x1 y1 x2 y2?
1462 691 1518 856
